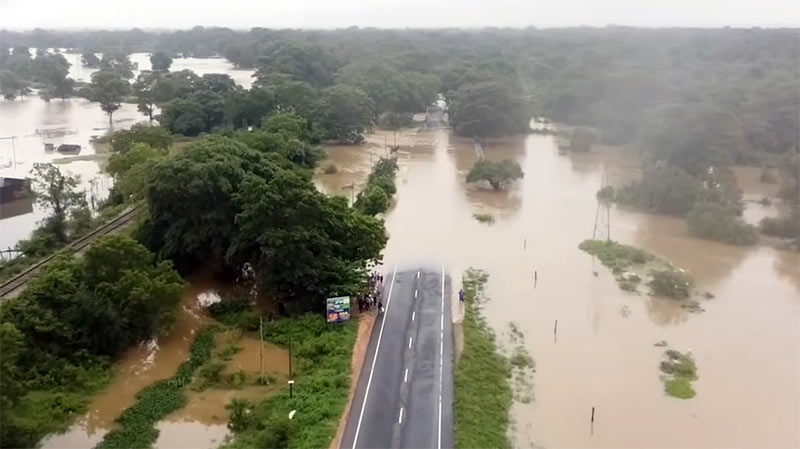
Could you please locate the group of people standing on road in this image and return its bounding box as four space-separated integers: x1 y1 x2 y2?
358 271 384 313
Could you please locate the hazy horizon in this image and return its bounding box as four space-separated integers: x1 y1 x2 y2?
1 0 799 30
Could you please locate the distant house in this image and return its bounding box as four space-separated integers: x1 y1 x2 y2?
425 106 444 127
57 144 81 155
0 177 31 204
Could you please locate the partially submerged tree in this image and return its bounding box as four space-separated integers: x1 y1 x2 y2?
89 69 130 125
149 51 173 72
466 159 524 191
81 51 100 68
29 163 86 243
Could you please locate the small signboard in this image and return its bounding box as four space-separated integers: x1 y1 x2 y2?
326 296 351 323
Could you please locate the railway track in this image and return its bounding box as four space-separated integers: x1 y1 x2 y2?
0 207 141 300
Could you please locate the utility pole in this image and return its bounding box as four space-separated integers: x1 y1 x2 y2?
259 315 264 384
288 337 294 398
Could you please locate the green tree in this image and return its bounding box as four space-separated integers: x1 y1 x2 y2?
355 186 390 215
3 235 185 358
466 159 524 191
29 163 86 243
159 97 207 136
99 51 136 80
132 70 161 122
149 51 173 72
81 51 100 68
110 124 173 153
88 69 130 125
641 104 745 176
140 137 281 267
686 202 759 245
232 173 386 311
613 165 703 216
450 81 527 139
0 70 31 100
198 73 237 95
317 85 374 143
254 42 340 88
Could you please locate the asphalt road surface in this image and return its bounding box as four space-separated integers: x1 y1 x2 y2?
341 265 454 449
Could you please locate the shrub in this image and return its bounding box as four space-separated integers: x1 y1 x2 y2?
648 268 693 299
687 201 759 245
323 163 338 174
579 239 653 273
473 213 495 224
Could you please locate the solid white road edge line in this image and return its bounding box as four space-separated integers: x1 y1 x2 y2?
351 264 398 449
438 264 444 449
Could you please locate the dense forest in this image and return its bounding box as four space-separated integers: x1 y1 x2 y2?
1 26 798 447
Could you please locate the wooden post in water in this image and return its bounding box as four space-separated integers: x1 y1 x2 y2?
259 316 264 384
554 319 558 342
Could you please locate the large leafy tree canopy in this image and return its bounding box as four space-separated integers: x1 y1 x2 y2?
466 159 525 191
449 81 527 139
140 137 386 311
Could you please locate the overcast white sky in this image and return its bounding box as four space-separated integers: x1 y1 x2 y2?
1 0 799 30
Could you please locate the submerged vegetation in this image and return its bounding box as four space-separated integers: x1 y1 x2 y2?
221 313 357 449
97 329 217 449
354 156 399 215
579 239 695 298
659 349 698 399
473 212 495 224
0 235 185 448
454 269 513 449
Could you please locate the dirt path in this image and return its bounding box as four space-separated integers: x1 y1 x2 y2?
329 312 377 449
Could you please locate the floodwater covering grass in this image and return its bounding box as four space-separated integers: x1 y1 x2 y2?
222 313 357 449
454 269 513 449
473 212 495 224
659 349 698 399
579 239 653 273
579 239 695 298
96 328 217 449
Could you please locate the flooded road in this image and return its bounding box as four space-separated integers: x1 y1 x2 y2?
320 128 800 448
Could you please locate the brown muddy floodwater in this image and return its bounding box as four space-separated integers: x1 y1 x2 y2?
40 275 287 449
319 128 800 448
0 51 254 250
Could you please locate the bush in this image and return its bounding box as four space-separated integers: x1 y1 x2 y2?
579 239 653 273
473 212 495 224
208 298 259 331
759 209 799 240
687 202 759 245
648 268 693 299
323 163 338 174
223 314 357 449
97 329 216 449
660 349 698 399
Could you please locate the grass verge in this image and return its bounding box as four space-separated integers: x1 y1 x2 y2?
454 268 513 449
222 313 357 449
96 328 216 449
659 349 698 399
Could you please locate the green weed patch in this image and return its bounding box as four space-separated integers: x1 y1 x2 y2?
454 269 513 449
96 328 216 449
